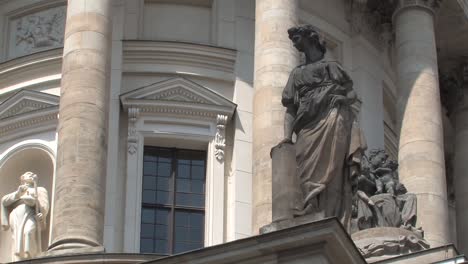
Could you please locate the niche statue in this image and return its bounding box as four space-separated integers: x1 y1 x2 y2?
1 172 49 261
269 24 366 230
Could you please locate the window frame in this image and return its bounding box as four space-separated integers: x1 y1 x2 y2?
140 146 207 254
120 77 235 253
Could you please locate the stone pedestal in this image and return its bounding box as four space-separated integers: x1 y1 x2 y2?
393 0 450 246
270 143 301 223
252 0 299 234
48 0 112 253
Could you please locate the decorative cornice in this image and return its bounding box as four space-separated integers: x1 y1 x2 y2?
214 115 228 162
120 77 237 120
0 89 60 119
122 40 237 81
347 0 398 47
0 89 59 142
439 60 468 115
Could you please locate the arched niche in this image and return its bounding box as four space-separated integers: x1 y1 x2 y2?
0 145 55 262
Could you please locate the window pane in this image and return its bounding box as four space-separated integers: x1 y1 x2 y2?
190 212 204 227
191 194 205 208
156 191 171 205
158 163 171 177
143 162 157 176
155 224 168 240
142 147 207 255
189 228 203 241
191 180 204 194
176 179 190 192
175 193 191 207
140 239 154 253
192 159 204 166
156 209 169 225
155 239 168 254
157 177 170 191
175 226 189 241
174 242 191 254
143 176 156 190
191 166 205 180
141 224 155 238
175 211 189 227
142 190 156 204
141 208 155 224
177 164 190 179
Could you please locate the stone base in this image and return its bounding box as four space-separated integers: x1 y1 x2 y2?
44 245 105 257
352 227 430 262
14 218 365 264
259 213 324 234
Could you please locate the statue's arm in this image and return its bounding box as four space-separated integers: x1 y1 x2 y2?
1 189 21 207
282 106 296 143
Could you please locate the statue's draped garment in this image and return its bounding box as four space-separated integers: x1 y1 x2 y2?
282 60 365 228
1 187 49 260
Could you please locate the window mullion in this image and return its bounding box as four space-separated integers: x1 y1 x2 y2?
169 148 177 254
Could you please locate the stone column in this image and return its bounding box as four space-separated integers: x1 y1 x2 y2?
48 0 112 253
453 62 468 254
252 0 298 234
393 0 450 246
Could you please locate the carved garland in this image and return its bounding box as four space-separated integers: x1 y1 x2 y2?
214 115 228 161
127 107 140 155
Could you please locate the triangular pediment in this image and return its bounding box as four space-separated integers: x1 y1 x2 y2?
120 77 236 118
0 90 59 120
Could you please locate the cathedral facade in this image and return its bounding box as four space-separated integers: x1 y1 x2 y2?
0 0 467 263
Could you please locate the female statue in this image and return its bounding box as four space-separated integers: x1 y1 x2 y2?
280 25 365 227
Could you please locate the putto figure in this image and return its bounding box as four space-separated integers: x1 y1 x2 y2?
280 24 366 226
1 172 49 261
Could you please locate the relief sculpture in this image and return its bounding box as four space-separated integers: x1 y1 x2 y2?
10 6 65 58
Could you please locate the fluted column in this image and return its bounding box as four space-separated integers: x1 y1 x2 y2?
252 0 298 233
49 0 112 252
394 0 450 246
453 62 468 254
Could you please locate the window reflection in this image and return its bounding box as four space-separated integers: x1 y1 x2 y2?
140 147 206 255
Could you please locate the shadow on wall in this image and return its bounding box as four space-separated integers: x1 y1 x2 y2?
0 147 54 263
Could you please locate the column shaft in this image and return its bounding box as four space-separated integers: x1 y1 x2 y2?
394 2 450 246
454 74 468 253
49 0 112 251
252 0 298 233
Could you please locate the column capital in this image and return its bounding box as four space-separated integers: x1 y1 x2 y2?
393 0 442 20
440 60 468 115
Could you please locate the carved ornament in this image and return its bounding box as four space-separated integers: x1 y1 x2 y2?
214 115 228 162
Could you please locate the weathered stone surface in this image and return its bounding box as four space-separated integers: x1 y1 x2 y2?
252 0 299 234
48 0 112 254
394 1 450 246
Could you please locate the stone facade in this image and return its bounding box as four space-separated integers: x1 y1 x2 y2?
0 0 467 263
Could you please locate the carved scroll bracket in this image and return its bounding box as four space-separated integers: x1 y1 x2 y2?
214 114 228 162
127 106 140 155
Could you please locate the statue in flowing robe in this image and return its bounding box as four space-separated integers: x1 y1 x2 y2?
279 25 366 229
1 172 49 261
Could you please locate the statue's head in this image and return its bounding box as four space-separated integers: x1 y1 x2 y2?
288 24 326 57
20 171 37 184
367 149 388 167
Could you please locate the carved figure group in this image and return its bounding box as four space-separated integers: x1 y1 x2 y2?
352 150 421 234
1 172 49 261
